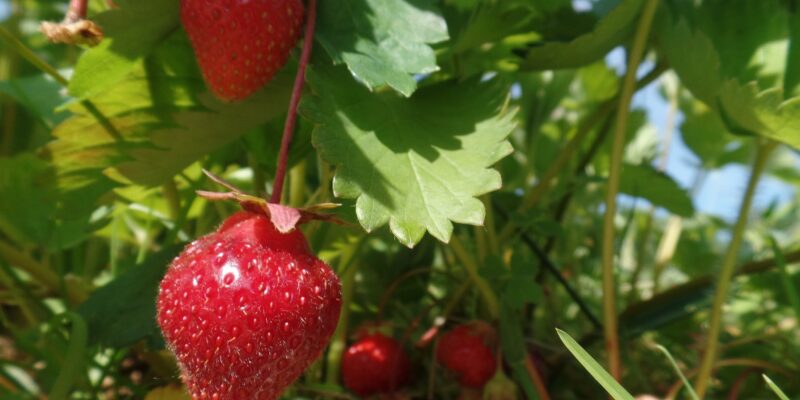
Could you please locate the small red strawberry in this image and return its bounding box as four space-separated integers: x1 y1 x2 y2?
157 211 341 399
342 332 411 397
180 0 305 101
436 322 497 388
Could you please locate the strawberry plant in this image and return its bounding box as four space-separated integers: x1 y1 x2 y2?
1 0 800 399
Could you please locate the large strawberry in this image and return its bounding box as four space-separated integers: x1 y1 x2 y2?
180 0 305 101
157 210 341 399
436 322 497 388
341 332 411 397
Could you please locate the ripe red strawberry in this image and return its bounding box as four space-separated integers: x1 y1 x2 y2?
341 332 411 397
180 0 305 101
157 211 341 399
436 323 497 388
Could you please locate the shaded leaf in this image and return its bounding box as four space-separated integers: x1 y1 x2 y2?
656 19 722 106
302 65 515 247
68 0 180 99
0 154 108 249
0 73 71 128
720 82 800 149
619 163 695 217
48 32 293 189
499 302 538 399
78 246 183 348
521 0 643 70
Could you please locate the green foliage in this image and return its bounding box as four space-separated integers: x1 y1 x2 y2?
764 374 792 400
556 329 635 400
68 0 180 99
1 0 800 398
78 246 181 348
522 0 644 70
316 0 449 96
619 163 694 217
303 64 515 247
49 32 293 189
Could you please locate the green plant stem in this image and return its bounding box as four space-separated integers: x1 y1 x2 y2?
482 195 499 254
247 153 267 197
497 63 666 243
448 235 499 319
0 26 67 86
324 237 361 386
601 0 659 381
0 240 59 291
162 179 181 222
770 237 800 321
288 160 306 207
693 140 777 398
0 26 122 140
49 312 88 400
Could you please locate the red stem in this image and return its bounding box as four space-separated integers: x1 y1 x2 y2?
67 0 88 21
270 0 317 204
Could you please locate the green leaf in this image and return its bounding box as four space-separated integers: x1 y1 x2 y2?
48 313 88 400
655 344 699 400
769 236 800 321
0 154 107 249
784 10 800 97
556 329 636 400
619 163 695 217
680 105 734 166
719 82 800 149
657 19 722 107
68 0 180 99
763 374 791 400
78 246 183 348
521 0 644 70
302 65 515 247
0 73 71 128
499 302 538 399
49 32 293 188
316 0 449 97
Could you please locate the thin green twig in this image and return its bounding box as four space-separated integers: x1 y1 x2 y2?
601 0 660 380
693 140 778 398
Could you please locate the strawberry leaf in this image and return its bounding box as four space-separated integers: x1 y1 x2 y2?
719 82 800 149
68 0 180 100
302 65 515 247
0 155 110 250
619 163 695 218
78 246 183 348
316 0 449 97
47 32 293 189
521 0 644 70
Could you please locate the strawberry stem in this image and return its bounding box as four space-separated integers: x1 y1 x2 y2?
271 0 317 204
67 0 88 21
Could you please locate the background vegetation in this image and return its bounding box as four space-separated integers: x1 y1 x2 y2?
0 0 799 398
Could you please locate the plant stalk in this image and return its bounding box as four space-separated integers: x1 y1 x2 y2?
601 0 659 381
324 237 361 385
270 0 316 204
0 240 59 291
449 236 500 319
66 0 88 21
693 140 777 398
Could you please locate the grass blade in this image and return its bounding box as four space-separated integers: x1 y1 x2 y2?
769 236 800 320
655 344 699 400
763 374 791 400
556 329 635 400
